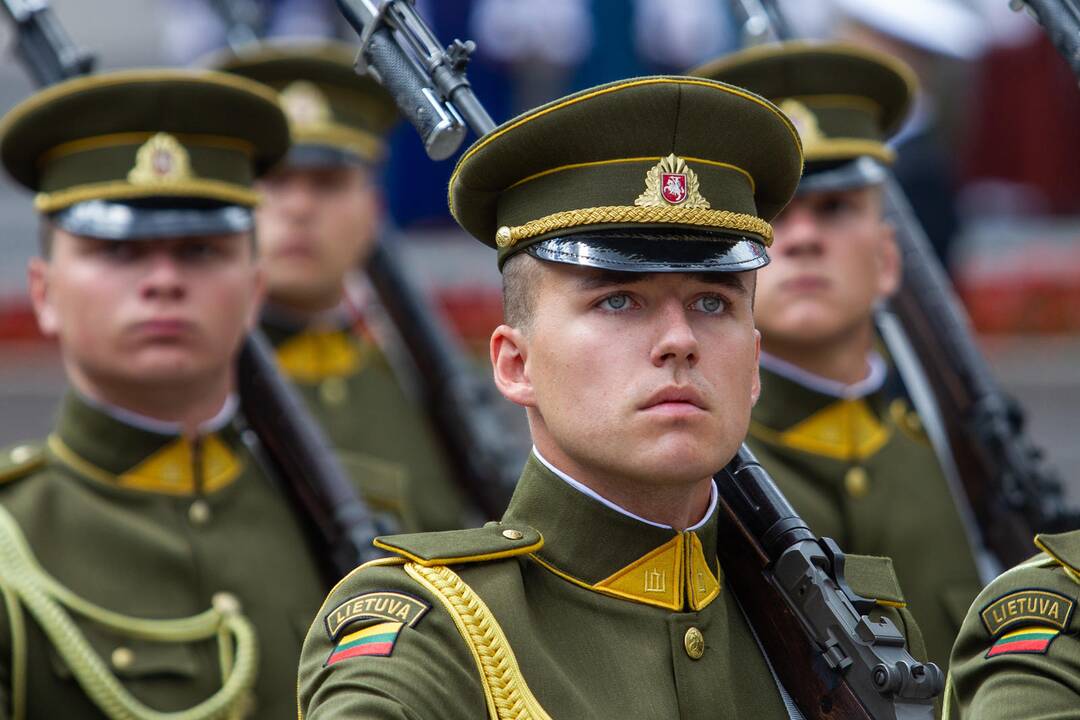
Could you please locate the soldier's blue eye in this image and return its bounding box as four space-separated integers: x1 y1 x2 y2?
600 293 631 311
692 296 725 314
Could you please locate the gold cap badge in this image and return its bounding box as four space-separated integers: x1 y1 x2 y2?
281 80 332 128
779 99 824 146
128 133 194 186
635 154 710 209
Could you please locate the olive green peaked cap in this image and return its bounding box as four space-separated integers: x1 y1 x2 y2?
450 76 803 271
216 41 398 165
0 69 289 239
691 42 915 187
0 69 288 211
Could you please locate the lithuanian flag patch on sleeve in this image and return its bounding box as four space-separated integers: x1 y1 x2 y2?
985 626 1060 658
326 621 404 666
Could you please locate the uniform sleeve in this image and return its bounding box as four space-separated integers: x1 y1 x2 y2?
298 562 488 720
946 567 1080 720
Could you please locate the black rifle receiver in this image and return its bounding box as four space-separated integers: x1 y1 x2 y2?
716 447 943 720
0 0 94 86
1 0 387 583
335 0 522 519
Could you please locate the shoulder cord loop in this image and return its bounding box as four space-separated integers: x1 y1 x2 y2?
0 503 257 720
405 563 552 720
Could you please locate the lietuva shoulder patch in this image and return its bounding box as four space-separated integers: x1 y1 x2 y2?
372 522 543 567
843 553 906 606
1036 530 1080 582
980 588 1075 639
324 590 431 641
0 442 44 485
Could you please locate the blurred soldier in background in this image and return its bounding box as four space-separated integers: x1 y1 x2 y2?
218 42 469 532
693 42 984 672
0 69 397 719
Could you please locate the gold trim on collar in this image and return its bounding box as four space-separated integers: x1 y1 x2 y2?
47 433 242 496
530 532 722 612
750 398 891 461
274 330 369 383
494 205 772 249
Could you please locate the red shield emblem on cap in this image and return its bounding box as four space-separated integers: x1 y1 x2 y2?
660 173 688 204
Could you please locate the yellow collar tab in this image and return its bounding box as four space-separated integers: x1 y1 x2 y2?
274 328 368 383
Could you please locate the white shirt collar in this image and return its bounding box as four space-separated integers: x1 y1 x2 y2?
81 391 239 436
532 446 718 532
759 351 887 400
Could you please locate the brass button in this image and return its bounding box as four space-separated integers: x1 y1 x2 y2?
111 647 135 670
684 627 705 660
188 499 211 526
212 591 241 615
9 445 35 463
319 377 348 406
845 466 869 499
502 529 524 541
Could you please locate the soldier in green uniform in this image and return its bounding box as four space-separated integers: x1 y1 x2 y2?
298 75 927 718
0 69 398 719
216 42 468 532
692 42 985 671
945 530 1080 718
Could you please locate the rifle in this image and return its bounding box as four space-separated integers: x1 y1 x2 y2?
333 2 943 716
0 0 94 85
731 0 1080 571
2 0 386 583
1012 0 1080 81
716 446 942 720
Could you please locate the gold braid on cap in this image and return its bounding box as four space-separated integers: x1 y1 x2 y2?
495 205 773 249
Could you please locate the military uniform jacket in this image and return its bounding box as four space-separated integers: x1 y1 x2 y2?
746 362 983 670
299 454 925 719
263 312 468 531
0 392 398 719
946 530 1080 720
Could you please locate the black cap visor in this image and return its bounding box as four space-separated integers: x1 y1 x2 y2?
798 156 888 195
50 199 253 240
283 144 366 170
525 229 769 273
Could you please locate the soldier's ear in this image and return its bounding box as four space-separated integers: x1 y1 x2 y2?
750 328 762 406
876 219 901 299
490 324 536 408
27 257 59 337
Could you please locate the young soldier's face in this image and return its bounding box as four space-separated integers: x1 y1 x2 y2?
755 185 899 349
255 164 380 312
28 230 262 391
495 261 761 486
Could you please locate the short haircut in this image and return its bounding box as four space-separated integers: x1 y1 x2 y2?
38 220 54 259
501 252 543 331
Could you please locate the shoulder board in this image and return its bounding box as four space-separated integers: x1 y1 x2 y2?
373 523 543 567
1036 530 1080 584
843 553 907 607
0 443 45 486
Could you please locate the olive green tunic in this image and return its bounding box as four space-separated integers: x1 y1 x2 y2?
945 531 1080 720
262 312 468 532
299 454 925 719
747 363 983 672
0 392 402 719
